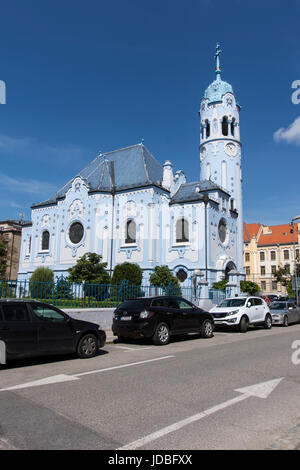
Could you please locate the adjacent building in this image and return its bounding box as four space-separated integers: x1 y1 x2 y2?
243 222 300 294
0 220 24 280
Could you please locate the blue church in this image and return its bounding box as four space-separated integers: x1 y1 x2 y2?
18 45 244 295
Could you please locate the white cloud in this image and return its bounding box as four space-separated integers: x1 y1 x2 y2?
274 116 300 146
0 133 87 165
0 172 57 195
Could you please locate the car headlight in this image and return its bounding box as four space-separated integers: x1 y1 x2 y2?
226 310 239 317
139 310 154 319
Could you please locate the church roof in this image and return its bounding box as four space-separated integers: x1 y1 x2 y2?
32 144 164 208
204 77 234 104
170 180 230 204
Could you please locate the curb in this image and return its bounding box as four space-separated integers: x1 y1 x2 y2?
267 421 300 450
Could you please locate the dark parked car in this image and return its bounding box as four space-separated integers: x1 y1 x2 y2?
0 300 106 364
112 296 214 345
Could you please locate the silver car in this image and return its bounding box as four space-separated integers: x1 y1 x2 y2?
269 301 300 326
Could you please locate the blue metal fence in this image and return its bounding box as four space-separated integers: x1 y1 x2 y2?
0 279 225 308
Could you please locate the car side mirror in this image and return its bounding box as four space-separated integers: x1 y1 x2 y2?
247 302 251 308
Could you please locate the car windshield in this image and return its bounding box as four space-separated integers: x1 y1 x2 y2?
269 302 286 310
217 299 246 308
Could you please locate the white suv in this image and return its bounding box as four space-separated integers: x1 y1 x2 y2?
210 296 272 333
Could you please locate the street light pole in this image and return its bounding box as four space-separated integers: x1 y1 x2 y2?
202 193 209 282
291 215 300 304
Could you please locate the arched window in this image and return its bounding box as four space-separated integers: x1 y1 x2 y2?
231 118 235 136
222 116 228 136
176 218 189 243
205 120 210 138
125 219 136 244
176 269 188 283
41 230 50 251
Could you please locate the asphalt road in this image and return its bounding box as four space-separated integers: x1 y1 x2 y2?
1 324 300 450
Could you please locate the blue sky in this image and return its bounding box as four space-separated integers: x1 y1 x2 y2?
0 0 300 225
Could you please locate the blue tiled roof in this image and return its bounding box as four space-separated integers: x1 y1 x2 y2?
170 180 229 204
204 77 234 104
32 144 164 207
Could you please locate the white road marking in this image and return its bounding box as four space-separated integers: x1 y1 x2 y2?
0 374 80 392
0 356 175 392
74 356 175 377
114 345 153 351
117 377 284 450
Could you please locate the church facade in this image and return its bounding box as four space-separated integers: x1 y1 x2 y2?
18 45 244 292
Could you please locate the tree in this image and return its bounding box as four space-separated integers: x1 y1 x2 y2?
212 279 228 291
0 235 7 280
150 265 181 294
273 264 300 296
67 252 110 285
111 262 143 286
30 267 54 298
240 280 260 295
54 275 73 300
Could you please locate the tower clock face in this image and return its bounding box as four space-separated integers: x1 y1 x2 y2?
224 142 237 157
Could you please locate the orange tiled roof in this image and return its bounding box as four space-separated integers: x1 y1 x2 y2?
257 224 294 246
243 222 260 243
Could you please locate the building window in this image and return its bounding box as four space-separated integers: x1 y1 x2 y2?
176 218 189 243
176 269 188 283
218 218 227 243
245 252 250 262
245 267 250 275
296 249 299 259
41 230 50 251
260 252 265 261
222 116 228 136
205 120 210 138
260 266 266 275
28 236 31 254
285 264 290 274
271 265 277 274
231 118 235 136
69 222 84 245
125 219 136 244
261 281 266 291
284 250 289 260
272 281 277 291
271 251 276 261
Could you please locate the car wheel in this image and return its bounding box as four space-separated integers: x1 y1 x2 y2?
283 315 289 327
239 316 248 333
264 314 272 330
152 323 170 346
200 319 214 338
77 333 98 358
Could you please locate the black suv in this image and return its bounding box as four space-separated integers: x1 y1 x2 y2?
0 300 106 364
112 296 214 345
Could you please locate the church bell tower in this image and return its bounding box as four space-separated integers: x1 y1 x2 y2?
199 43 243 271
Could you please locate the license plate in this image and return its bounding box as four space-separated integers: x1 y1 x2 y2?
120 316 132 321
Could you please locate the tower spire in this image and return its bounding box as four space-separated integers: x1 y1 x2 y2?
215 43 222 80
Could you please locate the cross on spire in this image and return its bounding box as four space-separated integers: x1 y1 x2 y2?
215 43 222 80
